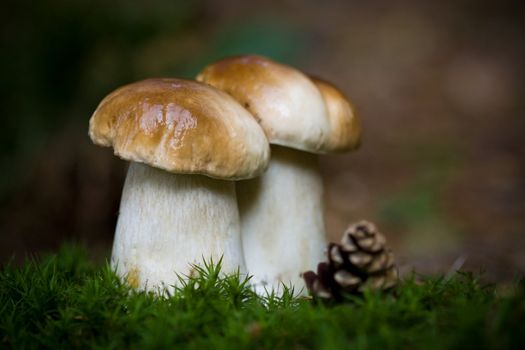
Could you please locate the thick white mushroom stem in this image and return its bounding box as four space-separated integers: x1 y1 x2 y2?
238 146 326 295
112 163 246 292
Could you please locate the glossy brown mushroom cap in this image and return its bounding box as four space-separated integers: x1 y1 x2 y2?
89 78 270 180
197 55 361 154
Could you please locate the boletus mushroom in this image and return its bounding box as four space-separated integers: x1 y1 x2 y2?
197 56 361 294
88 78 270 292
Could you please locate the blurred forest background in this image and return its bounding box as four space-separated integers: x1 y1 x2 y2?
1 0 524 281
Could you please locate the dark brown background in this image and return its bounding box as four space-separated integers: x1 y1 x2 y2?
1 0 524 281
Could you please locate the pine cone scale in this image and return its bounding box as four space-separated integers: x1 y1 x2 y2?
334 270 361 288
328 243 345 266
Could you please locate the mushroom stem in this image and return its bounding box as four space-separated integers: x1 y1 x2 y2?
112 162 246 292
238 145 326 295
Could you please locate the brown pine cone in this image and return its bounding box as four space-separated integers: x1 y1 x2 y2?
303 221 398 301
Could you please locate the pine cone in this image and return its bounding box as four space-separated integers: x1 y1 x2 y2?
303 221 398 300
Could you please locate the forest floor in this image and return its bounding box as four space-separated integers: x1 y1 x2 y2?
0 246 523 349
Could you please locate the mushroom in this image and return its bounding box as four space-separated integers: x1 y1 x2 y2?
88 78 270 292
197 56 361 294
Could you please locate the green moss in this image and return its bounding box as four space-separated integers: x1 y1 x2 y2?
0 246 523 349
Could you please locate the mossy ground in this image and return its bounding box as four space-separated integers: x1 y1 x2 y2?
0 246 523 349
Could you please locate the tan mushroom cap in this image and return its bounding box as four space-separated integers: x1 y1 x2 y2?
89 78 270 180
310 77 361 152
196 55 361 154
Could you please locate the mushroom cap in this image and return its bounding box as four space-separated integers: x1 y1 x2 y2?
196 55 332 153
310 77 361 152
89 78 270 180
197 55 361 153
